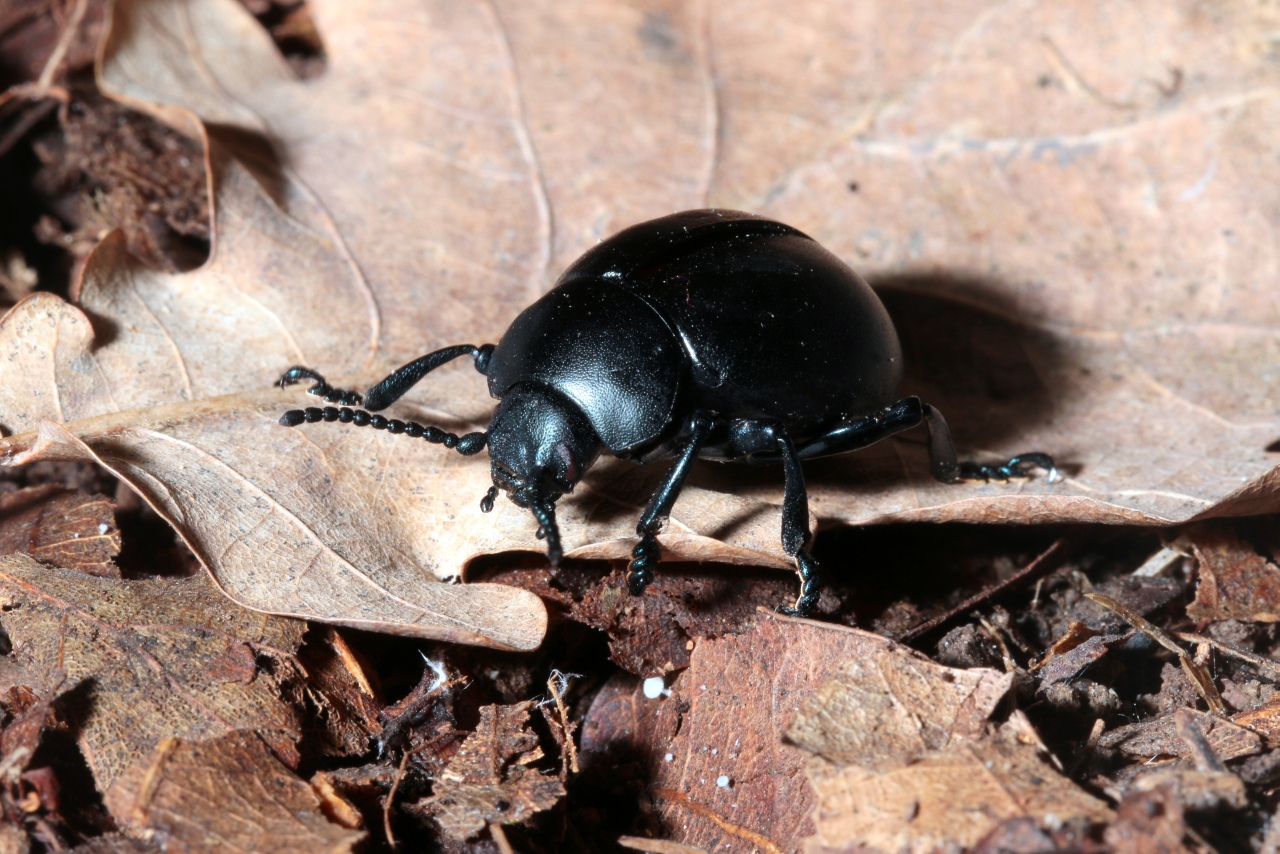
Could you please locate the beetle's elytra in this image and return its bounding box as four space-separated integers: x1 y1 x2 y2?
279 209 1056 616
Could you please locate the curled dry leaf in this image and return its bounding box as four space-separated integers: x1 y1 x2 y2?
0 553 306 792
104 731 365 853
1186 526 1280 623
2 0 1280 644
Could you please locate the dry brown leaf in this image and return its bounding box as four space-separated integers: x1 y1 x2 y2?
582 613 1008 853
801 728 1113 853
0 486 120 578
104 731 365 853
1099 707 1263 762
66 835 161 854
2 0 1279 644
0 553 305 792
419 701 565 841
1187 527 1280 622
1103 785 1192 854
786 638 1012 771
0 685 56 769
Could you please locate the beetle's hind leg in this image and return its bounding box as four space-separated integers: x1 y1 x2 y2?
920 405 1058 483
627 412 714 596
789 397 1057 484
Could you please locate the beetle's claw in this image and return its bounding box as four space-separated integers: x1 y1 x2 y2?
278 365 324 388
531 501 563 566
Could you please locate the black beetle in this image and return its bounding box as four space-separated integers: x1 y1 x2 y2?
279 209 1055 616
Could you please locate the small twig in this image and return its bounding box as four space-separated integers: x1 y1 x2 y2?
35 0 90 96
618 836 709 853
1174 709 1225 773
382 750 411 849
977 616 1017 673
490 821 516 854
651 787 783 854
902 538 1073 643
545 670 580 774
1175 631 1280 680
0 98 58 160
1086 593 1227 717
1040 35 1136 110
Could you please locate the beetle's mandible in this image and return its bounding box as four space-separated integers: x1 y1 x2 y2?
278 209 1056 616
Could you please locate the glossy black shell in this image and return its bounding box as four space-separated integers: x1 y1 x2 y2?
486 210 903 457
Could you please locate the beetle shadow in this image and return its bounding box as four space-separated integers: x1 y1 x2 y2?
871 272 1071 452
804 272 1077 493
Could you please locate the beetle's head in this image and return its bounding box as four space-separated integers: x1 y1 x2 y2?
485 383 602 565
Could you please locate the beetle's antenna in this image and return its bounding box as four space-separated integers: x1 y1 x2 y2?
531 501 563 566
279 406 487 455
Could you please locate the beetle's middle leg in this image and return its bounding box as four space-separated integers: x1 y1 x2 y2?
627 412 715 596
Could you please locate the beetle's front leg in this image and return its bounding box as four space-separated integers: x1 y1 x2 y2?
627 412 714 595
278 366 364 406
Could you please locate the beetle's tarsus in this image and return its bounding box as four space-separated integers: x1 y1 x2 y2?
278 365 324 388
956 452 1058 483
627 535 660 595
532 501 563 566
277 366 363 406
777 551 820 617
480 486 498 513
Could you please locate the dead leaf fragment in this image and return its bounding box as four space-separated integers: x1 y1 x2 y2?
105 731 365 853
583 613 1007 853
0 411 550 650
1187 527 1280 622
1130 769 1247 812
802 729 1113 853
1099 708 1261 762
1103 784 1191 854
420 701 564 841
0 486 120 578
786 637 1013 770
0 553 306 791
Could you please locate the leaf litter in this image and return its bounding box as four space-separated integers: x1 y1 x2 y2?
1 0 1280 851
